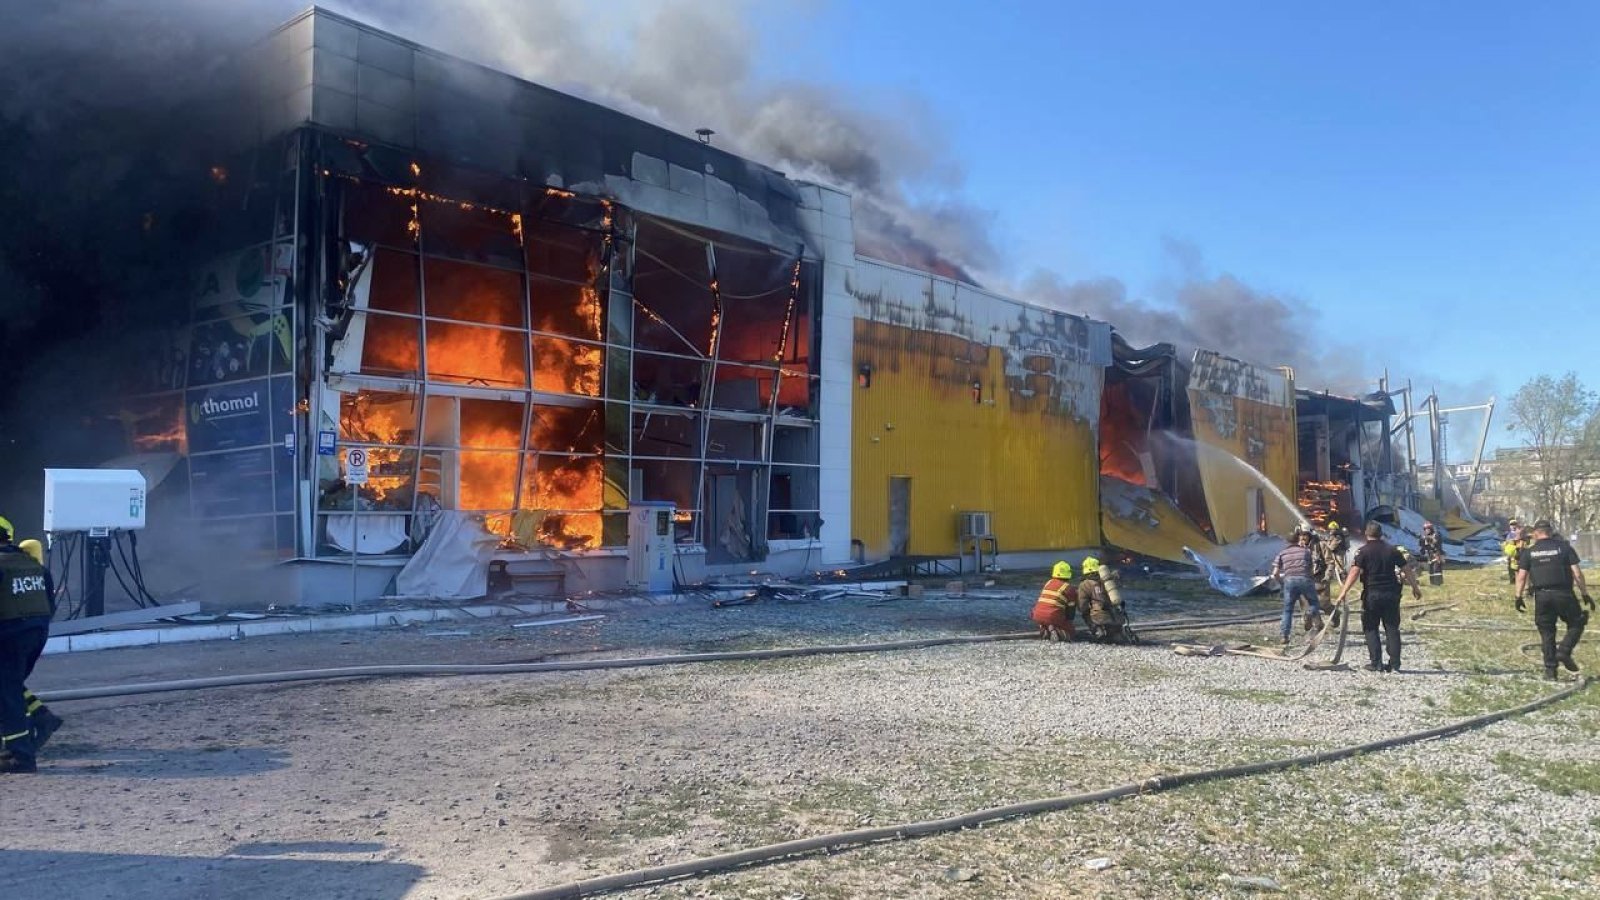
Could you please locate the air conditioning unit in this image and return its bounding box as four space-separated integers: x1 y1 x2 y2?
958 511 992 539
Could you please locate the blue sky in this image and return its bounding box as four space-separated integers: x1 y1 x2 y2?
757 1 1599 456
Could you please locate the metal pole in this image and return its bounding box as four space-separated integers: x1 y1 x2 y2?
1403 379 1418 504
1465 397 1496 507
351 481 359 605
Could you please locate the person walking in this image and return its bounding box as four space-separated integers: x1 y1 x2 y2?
1334 521 1422 673
1272 530 1322 644
0 516 54 773
1515 519 1593 680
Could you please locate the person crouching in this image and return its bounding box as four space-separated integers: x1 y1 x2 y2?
1032 561 1077 642
1077 556 1132 643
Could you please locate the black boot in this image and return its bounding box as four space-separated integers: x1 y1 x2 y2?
0 750 36 774
1364 631 1383 671
31 708 63 749
1543 667 1559 681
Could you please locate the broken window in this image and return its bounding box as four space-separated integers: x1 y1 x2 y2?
706 418 763 461
343 180 417 249
358 313 422 378
420 198 522 268
711 364 776 412
633 219 715 355
521 454 604 549
530 276 604 346
368 248 421 314
633 410 701 458
528 403 604 454
339 389 420 444
632 458 699 511
423 259 524 327
632 351 707 407
526 218 603 283
767 464 820 540
531 336 602 396
424 321 527 387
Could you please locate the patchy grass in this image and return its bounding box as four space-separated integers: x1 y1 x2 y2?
1491 752 1600 797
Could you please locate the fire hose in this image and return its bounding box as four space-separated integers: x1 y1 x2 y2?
36 611 1281 704
491 675 1589 900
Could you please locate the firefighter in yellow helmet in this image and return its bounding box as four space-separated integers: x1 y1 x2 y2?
1031 561 1077 641
1077 556 1133 643
0 516 55 773
12 539 62 752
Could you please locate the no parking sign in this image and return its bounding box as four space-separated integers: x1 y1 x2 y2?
346 447 369 485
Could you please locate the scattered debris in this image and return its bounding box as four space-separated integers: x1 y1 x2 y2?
424 630 471 637
1082 856 1115 871
1220 873 1284 892
509 615 605 629
943 866 980 882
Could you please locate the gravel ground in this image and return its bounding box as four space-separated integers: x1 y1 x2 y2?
7 575 1597 899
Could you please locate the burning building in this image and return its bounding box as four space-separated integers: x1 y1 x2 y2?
73 7 861 603
24 7 1339 608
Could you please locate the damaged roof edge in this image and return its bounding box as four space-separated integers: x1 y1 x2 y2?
851 255 1114 338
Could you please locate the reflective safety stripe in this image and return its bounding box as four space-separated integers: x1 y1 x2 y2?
1 730 31 745
26 698 43 714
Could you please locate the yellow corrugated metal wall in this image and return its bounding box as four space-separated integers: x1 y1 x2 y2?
1190 394 1300 544
852 320 1100 557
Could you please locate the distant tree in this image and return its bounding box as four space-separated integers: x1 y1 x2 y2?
1505 372 1600 531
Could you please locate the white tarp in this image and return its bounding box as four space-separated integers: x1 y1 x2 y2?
394 512 500 600
1183 546 1273 597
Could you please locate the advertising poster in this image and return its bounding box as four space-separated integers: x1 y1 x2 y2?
187 378 272 453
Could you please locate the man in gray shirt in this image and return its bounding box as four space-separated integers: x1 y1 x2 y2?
1271 529 1321 644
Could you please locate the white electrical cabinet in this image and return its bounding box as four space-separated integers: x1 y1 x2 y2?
626 502 676 592
44 468 147 533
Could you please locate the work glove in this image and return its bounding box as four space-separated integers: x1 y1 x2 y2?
1515 595 1526 613
1584 593 1596 612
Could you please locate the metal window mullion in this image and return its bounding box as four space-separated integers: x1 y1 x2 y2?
693 241 722 546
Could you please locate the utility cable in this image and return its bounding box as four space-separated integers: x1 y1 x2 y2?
492 676 1589 900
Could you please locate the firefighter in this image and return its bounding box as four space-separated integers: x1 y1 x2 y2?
0 516 54 773
1031 561 1077 642
1076 557 1132 643
1503 534 1528 585
1316 521 1350 621
1418 522 1445 586
14 539 62 748
1515 519 1593 680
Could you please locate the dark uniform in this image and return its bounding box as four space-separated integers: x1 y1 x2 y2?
1 543 54 773
1517 536 1591 677
1350 538 1409 672
1418 527 1445 586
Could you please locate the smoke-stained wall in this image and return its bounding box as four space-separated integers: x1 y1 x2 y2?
848 259 1109 558
1187 350 1298 542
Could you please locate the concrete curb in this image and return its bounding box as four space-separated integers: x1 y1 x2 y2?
42 606 608 656
40 579 910 656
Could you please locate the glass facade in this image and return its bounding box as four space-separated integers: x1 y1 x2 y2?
313 154 821 561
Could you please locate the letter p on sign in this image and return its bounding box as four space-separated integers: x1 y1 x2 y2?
346 447 369 485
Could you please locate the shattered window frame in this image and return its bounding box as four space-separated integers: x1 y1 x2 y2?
312 165 821 558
